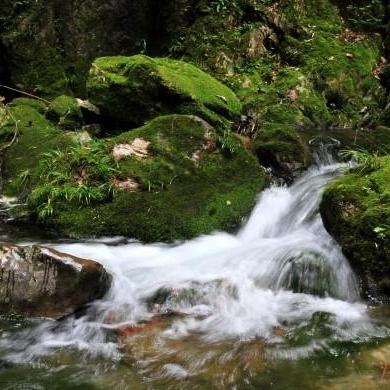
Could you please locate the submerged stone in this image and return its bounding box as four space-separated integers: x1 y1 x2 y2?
279 251 335 297
0 245 111 319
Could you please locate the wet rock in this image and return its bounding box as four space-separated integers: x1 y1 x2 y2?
0 245 111 319
279 251 335 297
117 317 167 343
255 127 312 181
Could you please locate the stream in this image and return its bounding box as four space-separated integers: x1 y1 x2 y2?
0 152 390 389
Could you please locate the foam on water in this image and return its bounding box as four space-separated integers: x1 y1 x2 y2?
1 153 388 364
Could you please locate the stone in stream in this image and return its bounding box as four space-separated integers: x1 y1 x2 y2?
0 245 111 319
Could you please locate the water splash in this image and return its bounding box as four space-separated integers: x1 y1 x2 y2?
0 153 388 367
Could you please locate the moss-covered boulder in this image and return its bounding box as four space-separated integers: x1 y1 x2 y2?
0 98 75 198
47 95 83 130
320 156 390 298
254 106 312 179
30 115 265 242
0 0 197 97
87 55 242 127
0 97 261 242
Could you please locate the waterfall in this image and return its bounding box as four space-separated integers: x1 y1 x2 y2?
1 149 386 365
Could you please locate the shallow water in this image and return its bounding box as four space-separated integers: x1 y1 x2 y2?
0 158 390 389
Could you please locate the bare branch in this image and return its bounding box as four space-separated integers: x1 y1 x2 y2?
0 85 51 105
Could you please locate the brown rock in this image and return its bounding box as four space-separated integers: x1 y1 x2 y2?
0 245 111 319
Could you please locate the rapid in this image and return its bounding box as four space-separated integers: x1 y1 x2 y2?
0 148 389 388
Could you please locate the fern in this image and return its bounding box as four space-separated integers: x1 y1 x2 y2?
31 141 118 219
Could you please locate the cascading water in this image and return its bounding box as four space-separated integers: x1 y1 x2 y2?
1 150 389 387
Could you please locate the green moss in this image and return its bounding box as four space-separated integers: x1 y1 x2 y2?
1 106 262 242
7 98 48 114
170 0 386 174
87 55 241 127
44 115 265 241
255 125 312 176
0 105 14 144
111 115 209 190
47 95 83 130
321 156 390 296
1 99 75 197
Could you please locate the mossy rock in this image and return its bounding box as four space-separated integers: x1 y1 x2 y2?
320 156 390 298
255 106 312 179
1 98 75 198
255 126 312 180
1 102 263 242
46 95 83 130
47 115 265 242
8 98 48 114
87 55 242 127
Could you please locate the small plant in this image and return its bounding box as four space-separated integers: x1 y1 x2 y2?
210 0 229 13
339 149 382 175
217 130 237 157
30 141 118 219
374 225 390 241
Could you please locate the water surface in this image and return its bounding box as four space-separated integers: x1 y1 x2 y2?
0 159 389 389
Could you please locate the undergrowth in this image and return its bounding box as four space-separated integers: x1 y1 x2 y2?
29 141 118 219
339 148 383 175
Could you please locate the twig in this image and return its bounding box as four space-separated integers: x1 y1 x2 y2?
0 106 20 152
0 85 50 105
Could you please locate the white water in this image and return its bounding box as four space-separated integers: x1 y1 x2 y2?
1 156 388 364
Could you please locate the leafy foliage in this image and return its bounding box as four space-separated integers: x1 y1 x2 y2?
374 224 390 240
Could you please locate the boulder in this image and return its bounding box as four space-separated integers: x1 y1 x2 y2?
320 156 390 299
48 115 265 242
2 99 263 242
0 245 111 319
87 55 242 127
0 0 196 96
